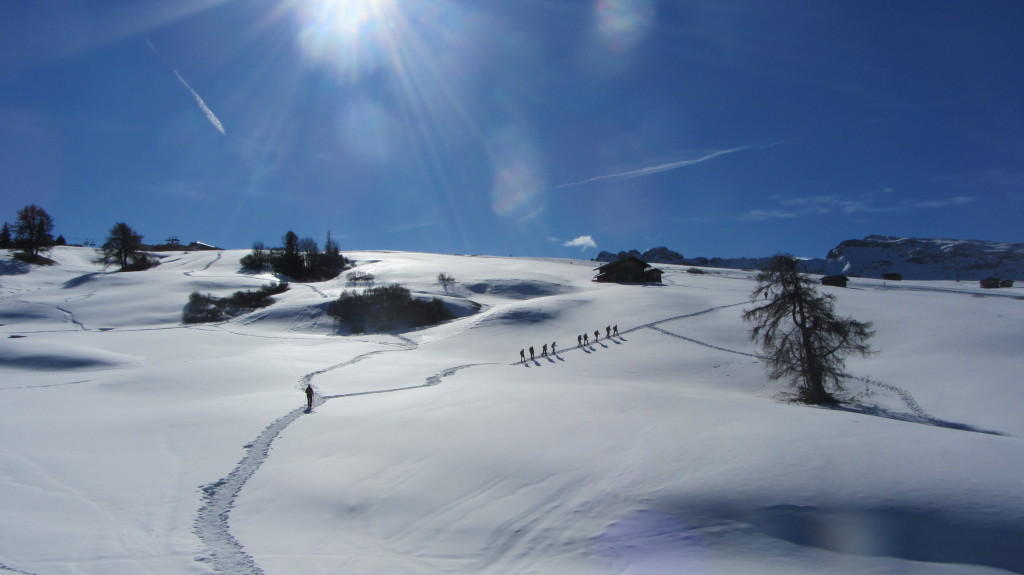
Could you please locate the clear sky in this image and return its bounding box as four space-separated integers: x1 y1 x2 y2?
2 0 1022 259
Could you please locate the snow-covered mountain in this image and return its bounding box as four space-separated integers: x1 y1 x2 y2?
1 247 1022 574
596 235 1024 281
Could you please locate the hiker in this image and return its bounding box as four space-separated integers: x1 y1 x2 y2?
551 341 557 355
529 346 535 360
583 333 589 345
594 329 600 342
305 384 314 410
606 326 611 338
542 343 548 357
613 325 619 337
520 349 525 363
577 334 582 348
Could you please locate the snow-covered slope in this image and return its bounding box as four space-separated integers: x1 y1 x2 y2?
598 236 1024 281
1 247 1022 574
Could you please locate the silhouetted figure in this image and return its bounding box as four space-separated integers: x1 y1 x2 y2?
305 384 314 411
613 325 619 337
606 326 611 338
520 349 525 363
551 341 557 355
542 343 548 357
577 335 582 348
583 333 589 345
529 346 535 360
594 330 600 342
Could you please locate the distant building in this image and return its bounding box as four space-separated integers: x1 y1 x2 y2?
188 241 222 251
980 277 1013 289
882 273 902 281
821 275 849 288
594 256 663 283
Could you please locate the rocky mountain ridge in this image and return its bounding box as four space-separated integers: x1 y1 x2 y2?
595 236 1024 281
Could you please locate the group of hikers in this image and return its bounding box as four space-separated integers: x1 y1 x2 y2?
519 324 619 364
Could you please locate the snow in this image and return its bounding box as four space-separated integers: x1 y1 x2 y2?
1 246 1022 574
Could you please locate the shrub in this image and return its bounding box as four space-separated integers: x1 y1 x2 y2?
326 283 454 333
346 270 375 285
182 282 289 323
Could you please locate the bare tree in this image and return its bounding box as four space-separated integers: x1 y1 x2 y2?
437 272 455 293
240 240 268 270
743 254 875 404
13 204 55 256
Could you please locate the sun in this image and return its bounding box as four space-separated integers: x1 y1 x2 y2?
288 0 400 79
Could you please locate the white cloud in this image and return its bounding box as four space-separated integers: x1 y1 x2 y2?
912 196 975 209
740 209 798 221
563 235 597 250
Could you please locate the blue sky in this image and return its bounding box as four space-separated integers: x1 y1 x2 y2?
2 0 1022 259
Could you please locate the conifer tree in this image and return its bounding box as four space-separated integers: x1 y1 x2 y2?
96 221 153 271
743 254 875 404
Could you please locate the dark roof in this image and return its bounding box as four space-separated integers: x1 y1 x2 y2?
595 256 651 272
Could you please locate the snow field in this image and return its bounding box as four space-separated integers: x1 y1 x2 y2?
0 247 1022 574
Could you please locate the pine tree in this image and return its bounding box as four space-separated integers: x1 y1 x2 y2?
0 222 11 248
273 230 304 279
96 222 153 271
743 254 875 404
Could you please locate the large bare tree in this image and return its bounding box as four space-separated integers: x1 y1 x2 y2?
743 254 875 404
13 204 55 256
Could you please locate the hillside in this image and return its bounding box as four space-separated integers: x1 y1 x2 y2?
597 236 1024 281
1 247 1022 574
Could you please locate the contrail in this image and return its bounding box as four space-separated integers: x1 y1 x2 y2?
556 139 796 189
172 69 226 135
146 38 226 135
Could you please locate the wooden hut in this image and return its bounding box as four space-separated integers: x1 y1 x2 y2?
594 256 663 283
980 277 1003 289
821 275 849 288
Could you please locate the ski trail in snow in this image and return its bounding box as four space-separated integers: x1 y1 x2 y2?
857 377 931 420
184 252 222 276
573 301 946 433
193 332 494 574
647 325 760 358
0 562 39 575
54 305 86 331
300 284 328 299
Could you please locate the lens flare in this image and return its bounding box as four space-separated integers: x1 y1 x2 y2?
595 0 654 52
594 509 711 573
487 127 546 221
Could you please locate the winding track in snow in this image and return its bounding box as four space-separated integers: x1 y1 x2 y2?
192 332 497 574
634 302 955 431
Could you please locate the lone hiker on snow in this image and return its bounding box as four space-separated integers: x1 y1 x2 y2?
305 384 314 410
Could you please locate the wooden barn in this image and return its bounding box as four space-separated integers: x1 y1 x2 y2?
980 277 1014 289
594 256 663 283
821 275 849 288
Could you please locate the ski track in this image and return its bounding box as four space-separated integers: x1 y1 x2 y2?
300 284 328 299
54 305 86 331
0 563 39 575
193 329 495 574
634 302 947 432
